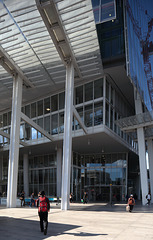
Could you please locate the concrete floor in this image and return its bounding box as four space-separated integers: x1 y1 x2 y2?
0 202 153 240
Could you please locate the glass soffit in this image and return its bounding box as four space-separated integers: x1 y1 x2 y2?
0 0 103 91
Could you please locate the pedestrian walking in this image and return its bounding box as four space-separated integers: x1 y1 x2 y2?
30 193 36 207
146 192 151 205
20 190 25 207
36 190 50 235
69 193 73 203
127 194 135 212
83 192 88 204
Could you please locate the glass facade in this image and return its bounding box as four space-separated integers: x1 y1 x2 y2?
19 154 56 196
0 77 136 149
1 151 127 201
96 0 125 59
0 0 142 203
72 152 127 202
0 77 136 200
126 0 153 110
92 0 116 24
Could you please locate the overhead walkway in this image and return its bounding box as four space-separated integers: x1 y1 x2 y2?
116 110 153 136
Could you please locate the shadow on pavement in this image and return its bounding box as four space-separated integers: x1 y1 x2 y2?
60 232 108 237
0 216 107 239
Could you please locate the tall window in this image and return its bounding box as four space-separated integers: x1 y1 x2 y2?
37 100 43 116
51 95 58 112
59 112 64 133
44 97 50 114
31 103 36 118
94 102 103 125
59 92 65 110
85 104 93 127
94 78 103 99
85 82 93 102
51 114 58 135
75 86 83 104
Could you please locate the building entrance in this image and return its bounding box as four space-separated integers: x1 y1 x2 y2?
72 152 127 202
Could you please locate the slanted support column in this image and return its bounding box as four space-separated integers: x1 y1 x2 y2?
147 139 153 203
135 92 148 205
23 153 29 197
61 61 74 210
7 75 22 208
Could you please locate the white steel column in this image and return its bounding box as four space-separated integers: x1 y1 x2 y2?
135 94 148 205
147 139 153 203
61 61 74 210
23 153 29 197
57 148 62 200
7 75 22 208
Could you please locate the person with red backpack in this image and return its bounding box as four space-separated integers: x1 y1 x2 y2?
37 190 50 235
127 194 135 212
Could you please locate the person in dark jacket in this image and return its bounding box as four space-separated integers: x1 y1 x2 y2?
20 190 25 207
37 190 50 235
83 192 88 204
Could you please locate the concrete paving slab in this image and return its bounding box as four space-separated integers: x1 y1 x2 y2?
0 203 153 240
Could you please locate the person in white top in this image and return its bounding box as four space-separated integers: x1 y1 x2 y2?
146 192 151 205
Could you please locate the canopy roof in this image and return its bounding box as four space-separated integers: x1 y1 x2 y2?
0 0 103 112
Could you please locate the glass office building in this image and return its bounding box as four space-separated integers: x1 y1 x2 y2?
0 75 136 201
0 0 152 205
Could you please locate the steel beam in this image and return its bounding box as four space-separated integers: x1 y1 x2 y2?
20 112 53 141
73 106 88 134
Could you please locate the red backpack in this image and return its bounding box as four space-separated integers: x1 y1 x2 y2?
38 197 48 212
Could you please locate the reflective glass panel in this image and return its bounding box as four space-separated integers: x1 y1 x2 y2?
31 103 36 118
49 155 56 166
37 118 43 138
44 155 49 167
51 114 58 135
85 82 93 102
94 102 103 125
59 92 65 110
59 112 64 133
51 95 58 112
44 116 50 133
85 104 93 127
106 80 109 100
3 113 7 127
8 112 11 125
25 105 30 118
25 123 31 140
94 79 103 99
105 168 111 184
38 100 43 116
0 115 3 128
20 124 24 140
105 102 109 127
44 97 51 114
75 85 83 104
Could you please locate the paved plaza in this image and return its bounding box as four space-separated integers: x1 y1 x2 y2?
0 202 153 240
